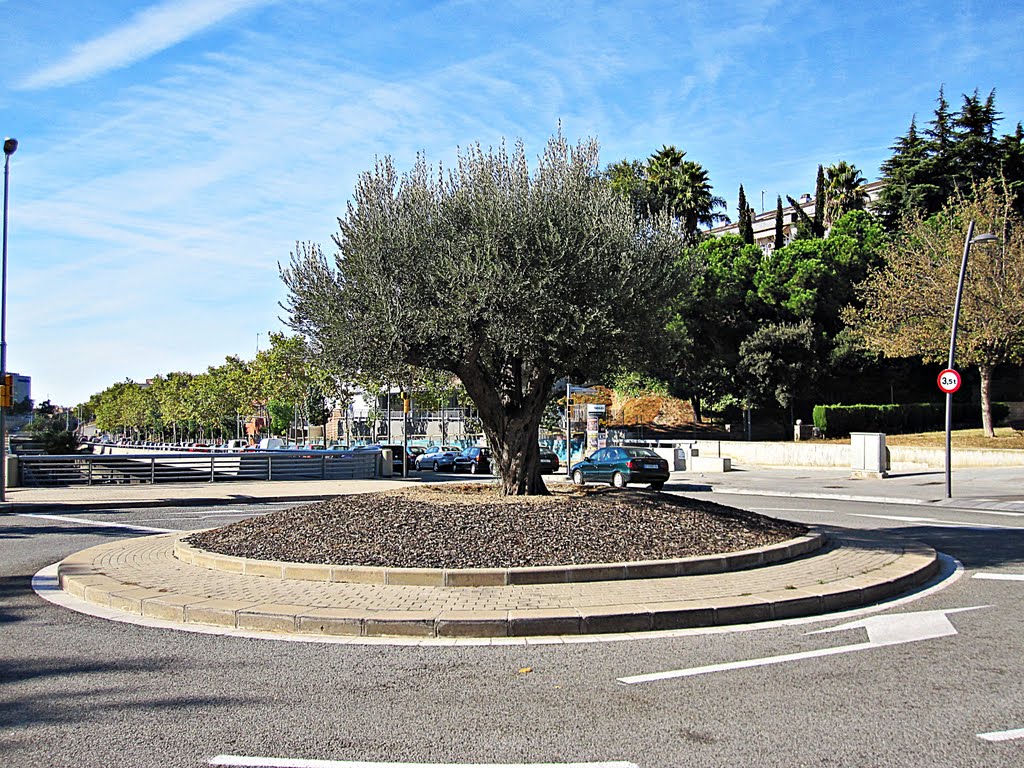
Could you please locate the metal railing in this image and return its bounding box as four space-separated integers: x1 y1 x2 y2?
17 450 381 487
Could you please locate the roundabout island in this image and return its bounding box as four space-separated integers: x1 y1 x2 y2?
52 484 940 641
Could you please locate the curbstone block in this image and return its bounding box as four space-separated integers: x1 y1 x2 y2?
297 608 366 636
363 610 438 637
645 600 717 630
435 610 509 637
108 587 167 614
444 569 508 587
578 605 653 634
712 596 772 625
184 598 256 627
508 608 582 636
236 603 311 632
282 563 333 582
141 594 209 622
384 568 446 586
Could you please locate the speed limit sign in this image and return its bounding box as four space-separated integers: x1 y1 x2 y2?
937 368 962 394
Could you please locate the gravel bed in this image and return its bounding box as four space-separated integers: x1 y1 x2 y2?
185 484 808 569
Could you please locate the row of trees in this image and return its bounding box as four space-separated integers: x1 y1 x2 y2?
81 333 473 446
83 333 328 442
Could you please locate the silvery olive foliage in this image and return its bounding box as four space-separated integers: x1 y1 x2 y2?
282 132 690 494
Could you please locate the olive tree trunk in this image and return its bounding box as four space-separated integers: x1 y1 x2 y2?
457 360 552 496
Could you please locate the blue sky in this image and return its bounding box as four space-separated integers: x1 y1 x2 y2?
2 0 1023 406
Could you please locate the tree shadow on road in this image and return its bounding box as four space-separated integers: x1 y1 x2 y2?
812 523 1024 572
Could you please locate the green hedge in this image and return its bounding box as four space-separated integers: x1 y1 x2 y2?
812 402 1010 437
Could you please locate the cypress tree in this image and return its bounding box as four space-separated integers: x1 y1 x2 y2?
738 185 754 244
813 165 825 235
774 195 785 250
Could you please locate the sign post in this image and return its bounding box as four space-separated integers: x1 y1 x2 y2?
938 368 962 499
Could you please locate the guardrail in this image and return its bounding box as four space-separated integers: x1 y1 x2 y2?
17 450 381 487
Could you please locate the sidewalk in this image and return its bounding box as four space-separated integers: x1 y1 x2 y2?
2 465 1021 512
691 465 1024 512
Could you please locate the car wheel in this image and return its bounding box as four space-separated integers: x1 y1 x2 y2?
433 461 439 472
649 481 664 491
470 462 478 474
572 469 586 486
612 471 626 488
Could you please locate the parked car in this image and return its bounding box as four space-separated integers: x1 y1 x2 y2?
381 444 408 474
415 445 461 472
538 449 560 474
454 446 491 474
406 445 426 470
570 446 669 490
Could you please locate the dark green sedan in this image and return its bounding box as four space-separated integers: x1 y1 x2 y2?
570 446 670 490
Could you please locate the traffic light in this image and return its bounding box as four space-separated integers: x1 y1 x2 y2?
402 392 411 414
0 374 11 408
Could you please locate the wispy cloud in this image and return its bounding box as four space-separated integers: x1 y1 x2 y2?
19 0 273 89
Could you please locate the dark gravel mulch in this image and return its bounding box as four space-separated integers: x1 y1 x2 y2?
185 484 808 570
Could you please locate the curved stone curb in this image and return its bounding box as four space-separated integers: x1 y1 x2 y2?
172 531 826 587
56 529 940 639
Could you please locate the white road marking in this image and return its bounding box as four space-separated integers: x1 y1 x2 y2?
977 728 1024 742
15 513 175 533
807 606 987 644
747 507 835 514
848 513 1016 529
618 606 987 685
618 641 878 683
953 508 1024 518
209 758 638 768
973 573 1024 582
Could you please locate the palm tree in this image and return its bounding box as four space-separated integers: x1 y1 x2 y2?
824 161 869 227
646 145 729 236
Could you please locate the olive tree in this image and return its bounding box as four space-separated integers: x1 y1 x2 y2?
282 133 687 494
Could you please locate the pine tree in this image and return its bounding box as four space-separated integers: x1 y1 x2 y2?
738 185 755 244
999 122 1024 214
927 85 955 157
952 88 1002 192
877 116 940 229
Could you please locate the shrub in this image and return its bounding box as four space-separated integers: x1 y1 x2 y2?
813 402 1009 437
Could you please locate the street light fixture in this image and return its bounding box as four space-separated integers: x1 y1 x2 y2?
944 220 997 499
1 137 18 503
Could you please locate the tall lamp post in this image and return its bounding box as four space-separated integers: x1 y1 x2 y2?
1 137 18 503
944 220 997 499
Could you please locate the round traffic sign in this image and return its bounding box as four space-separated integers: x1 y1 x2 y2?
937 368 962 394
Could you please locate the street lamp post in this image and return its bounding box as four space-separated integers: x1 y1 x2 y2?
1 137 18 503
944 220 997 499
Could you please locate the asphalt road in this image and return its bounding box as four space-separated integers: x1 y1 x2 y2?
2 489 1023 768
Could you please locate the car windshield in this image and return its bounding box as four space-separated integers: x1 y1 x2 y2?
624 448 659 458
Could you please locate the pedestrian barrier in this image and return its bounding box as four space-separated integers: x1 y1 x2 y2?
16 450 380 487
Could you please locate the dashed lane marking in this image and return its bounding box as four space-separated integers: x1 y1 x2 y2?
973 573 1024 582
209 758 639 768
977 728 1024 742
848 513 1017 529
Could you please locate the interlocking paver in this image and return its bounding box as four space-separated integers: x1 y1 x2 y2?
54 526 939 638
